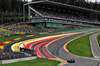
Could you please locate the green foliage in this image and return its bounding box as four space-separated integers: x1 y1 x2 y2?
0 0 100 24
0 0 28 24
66 34 93 57
0 34 29 44
97 35 100 47
0 58 60 66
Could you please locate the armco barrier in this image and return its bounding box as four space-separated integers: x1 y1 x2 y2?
0 56 36 64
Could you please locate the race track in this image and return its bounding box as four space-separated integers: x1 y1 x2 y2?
48 32 99 66
4 30 100 66
90 32 100 61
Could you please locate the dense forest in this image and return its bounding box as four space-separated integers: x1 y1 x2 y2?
0 0 28 24
0 0 100 24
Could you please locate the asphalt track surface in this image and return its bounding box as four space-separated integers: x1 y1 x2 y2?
4 32 67 51
90 32 100 61
48 32 99 66
4 30 100 66
4 31 84 51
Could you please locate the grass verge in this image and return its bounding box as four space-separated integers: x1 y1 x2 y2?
97 35 100 47
0 35 29 44
0 58 60 66
66 34 93 57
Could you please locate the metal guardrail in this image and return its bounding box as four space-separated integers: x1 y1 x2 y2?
0 49 36 60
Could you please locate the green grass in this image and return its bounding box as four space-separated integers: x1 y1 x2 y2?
0 58 60 66
0 35 29 44
97 35 100 47
66 34 93 57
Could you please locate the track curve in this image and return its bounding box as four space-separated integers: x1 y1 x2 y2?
4 30 100 66
90 32 100 61
47 32 99 66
